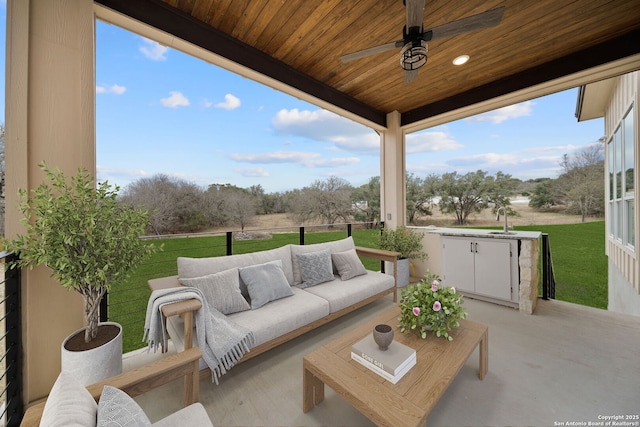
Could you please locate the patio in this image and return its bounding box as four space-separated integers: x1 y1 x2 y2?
125 294 640 427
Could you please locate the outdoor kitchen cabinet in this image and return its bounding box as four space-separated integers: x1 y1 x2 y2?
441 236 518 303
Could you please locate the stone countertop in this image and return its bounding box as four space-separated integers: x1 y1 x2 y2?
409 226 542 240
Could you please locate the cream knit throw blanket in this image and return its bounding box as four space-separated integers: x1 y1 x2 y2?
143 287 255 384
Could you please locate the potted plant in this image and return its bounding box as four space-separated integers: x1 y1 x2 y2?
398 270 467 341
377 226 427 287
3 162 159 384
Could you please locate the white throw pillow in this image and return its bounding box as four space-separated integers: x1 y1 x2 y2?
239 260 294 309
179 267 250 314
331 248 367 280
40 371 97 427
97 385 151 427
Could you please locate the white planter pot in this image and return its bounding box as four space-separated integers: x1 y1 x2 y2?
61 322 123 386
385 258 411 288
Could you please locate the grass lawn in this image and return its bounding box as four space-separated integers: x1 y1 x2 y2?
111 222 606 353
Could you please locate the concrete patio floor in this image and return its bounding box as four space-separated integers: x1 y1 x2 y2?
126 295 640 427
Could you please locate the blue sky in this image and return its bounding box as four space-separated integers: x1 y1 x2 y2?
1 9 605 194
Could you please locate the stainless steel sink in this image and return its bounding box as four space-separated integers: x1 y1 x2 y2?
488 231 517 235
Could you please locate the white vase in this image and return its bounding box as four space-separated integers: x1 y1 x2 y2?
61 322 123 386
385 258 411 288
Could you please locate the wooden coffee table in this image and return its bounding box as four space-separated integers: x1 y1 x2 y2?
303 306 488 427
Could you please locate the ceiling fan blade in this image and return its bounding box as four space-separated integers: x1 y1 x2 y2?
406 0 426 29
404 69 419 84
340 40 404 63
426 6 505 41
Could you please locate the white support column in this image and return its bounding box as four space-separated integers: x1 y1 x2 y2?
6 0 96 404
380 111 406 228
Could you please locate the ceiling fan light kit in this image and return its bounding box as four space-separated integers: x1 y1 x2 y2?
401 40 427 71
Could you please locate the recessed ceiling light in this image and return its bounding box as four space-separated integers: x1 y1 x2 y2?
453 55 470 65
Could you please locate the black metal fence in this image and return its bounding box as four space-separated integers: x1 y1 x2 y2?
1 252 23 426
541 233 556 300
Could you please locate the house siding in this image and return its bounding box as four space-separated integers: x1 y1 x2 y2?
604 72 640 316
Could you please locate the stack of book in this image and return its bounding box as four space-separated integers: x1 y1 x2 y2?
351 335 416 384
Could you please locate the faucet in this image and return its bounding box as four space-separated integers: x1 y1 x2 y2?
496 206 509 232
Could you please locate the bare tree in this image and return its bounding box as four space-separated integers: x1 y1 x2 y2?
289 176 353 225
557 143 605 222
352 176 380 228
220 188 257 232
119 174 205 234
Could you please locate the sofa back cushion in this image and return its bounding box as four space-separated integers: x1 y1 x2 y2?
178 244 295 287
290 237 356 285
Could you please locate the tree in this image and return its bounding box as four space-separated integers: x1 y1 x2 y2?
352 176 381 228
220 187 257 232
556 143 605 221
437 170 518 225
289 176 353 225
529 178 560 209
120 175 205 234
406 173 437 224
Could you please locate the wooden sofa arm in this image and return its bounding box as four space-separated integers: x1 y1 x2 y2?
355 246 400 302
21 347 203 426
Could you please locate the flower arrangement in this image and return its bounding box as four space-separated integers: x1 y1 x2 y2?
398 271 467 341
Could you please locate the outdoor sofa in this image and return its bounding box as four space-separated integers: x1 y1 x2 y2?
148 236 399 378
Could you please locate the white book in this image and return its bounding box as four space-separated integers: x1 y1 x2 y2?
351 351 416 384
351 336 416 376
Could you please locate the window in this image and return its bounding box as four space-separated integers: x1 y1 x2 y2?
608 104 635 247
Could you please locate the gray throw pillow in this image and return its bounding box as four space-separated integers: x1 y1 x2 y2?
40 371 97 427
97 385 152 427
331 248 367 280
239 260 294 309
297 250 335 288
180 267 250 314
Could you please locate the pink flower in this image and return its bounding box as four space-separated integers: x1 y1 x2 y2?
431 279 440 286
412 307 421 316
431 283 438 292
433 301 442 311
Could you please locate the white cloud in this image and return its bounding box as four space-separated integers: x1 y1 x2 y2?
449 152 521 166
229 150 360 168
406 130 463 154
139 38 168 61
215 94 241 110
201 99 213 108
96 84 126 95
523 144 582 153
234 167 269 178
272 108 377 153
465 101 535 124
160 91 190 108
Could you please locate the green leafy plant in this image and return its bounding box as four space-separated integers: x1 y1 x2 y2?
377 226 427 260
3 162 160 344
398 270 467 341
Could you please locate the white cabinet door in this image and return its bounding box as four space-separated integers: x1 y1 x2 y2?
441 236 514 301
441 237 475 293
474 239 512 300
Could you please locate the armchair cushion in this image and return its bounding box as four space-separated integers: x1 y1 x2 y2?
151 403 213 427
40 371 97 427
97 386 151 426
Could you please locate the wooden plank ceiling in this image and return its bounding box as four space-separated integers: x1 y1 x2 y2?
97 0 640 128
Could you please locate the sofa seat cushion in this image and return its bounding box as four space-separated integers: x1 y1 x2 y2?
228 287 330 347
152 403 213 427
302 271 394 313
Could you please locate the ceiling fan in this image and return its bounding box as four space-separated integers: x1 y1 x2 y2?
340 0 505 83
